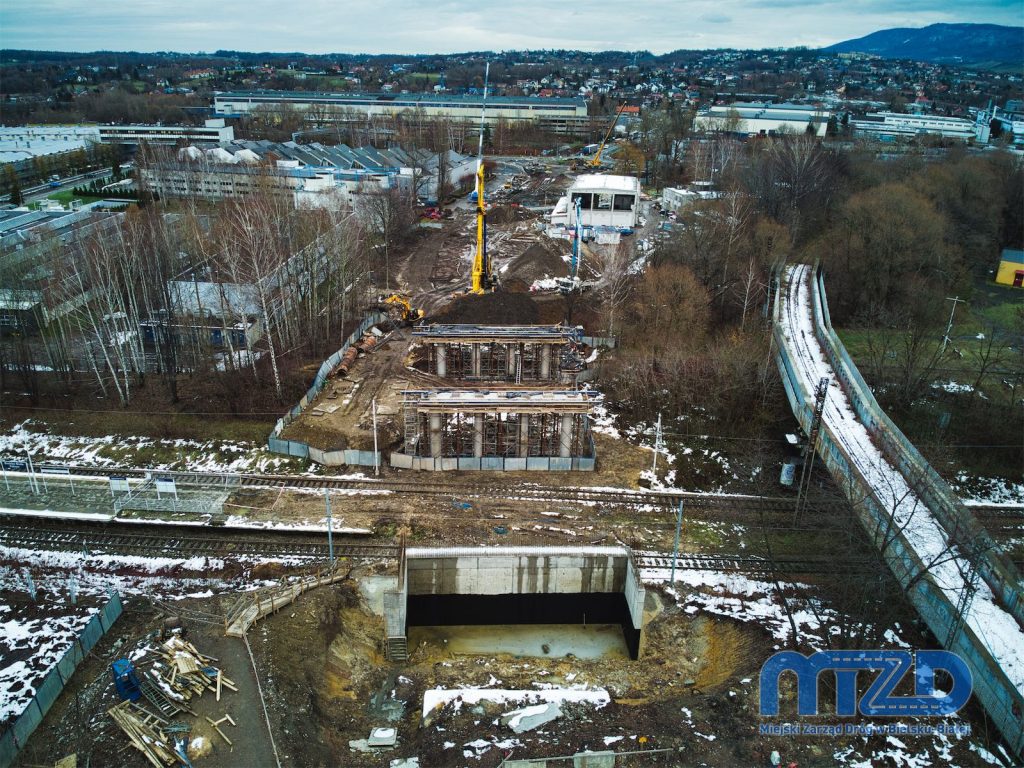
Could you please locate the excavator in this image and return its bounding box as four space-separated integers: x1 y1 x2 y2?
376 293 424 326
470 63 496 294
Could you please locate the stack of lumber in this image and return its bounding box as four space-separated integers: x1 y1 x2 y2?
107 701 182 768
149 636 237 704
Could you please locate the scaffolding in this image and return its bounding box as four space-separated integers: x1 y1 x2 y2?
414 324 585 384
393 389 596 471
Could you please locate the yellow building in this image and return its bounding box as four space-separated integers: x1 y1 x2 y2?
995 248 1024 288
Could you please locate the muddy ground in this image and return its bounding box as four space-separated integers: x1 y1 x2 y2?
243 581 998 768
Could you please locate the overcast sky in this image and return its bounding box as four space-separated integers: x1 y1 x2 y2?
2 0 1020 55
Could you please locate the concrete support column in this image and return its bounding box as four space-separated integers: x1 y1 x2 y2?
473 415 484 458
471 344 482 378
436 345 447 378
506 344 517 378
559 414 574 458
539 345 551 380
429 414 442 457
518 414 531 457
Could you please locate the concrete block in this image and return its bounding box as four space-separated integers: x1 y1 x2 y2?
501 702 562 733
573 751 615 768
368 727 397 747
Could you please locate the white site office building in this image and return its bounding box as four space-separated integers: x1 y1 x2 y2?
550 174 641 230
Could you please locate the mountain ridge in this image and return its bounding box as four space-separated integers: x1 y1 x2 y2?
824 22 1023 64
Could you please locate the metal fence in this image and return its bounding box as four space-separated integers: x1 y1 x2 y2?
0 590 123 768
267 312 387 466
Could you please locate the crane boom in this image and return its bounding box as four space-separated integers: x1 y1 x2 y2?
470 63 492 294
589 103 628 167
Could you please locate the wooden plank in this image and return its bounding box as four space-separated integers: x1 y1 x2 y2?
216 670 222 702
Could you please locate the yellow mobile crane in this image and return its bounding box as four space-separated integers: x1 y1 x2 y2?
470 63 495 294
587 102 628 168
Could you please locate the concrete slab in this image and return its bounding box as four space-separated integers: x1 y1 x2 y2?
368 727 398 747
501 702 562 733
573 752 615 768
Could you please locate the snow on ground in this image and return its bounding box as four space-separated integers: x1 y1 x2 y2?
780 264 1024 694
951 473 1024 506
642 565 847 649
588 395 620 439
0 596 98 724
422 687 610 718
0 419 290 473
0 545 300 602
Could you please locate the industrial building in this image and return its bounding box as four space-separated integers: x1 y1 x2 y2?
996 248 1024 288
213 90 591 135
391 389 596 471
849 112 979 141
96 118 234 145
140 140 475 207
549 174 641 230
413 324 585 385
693 102 830 137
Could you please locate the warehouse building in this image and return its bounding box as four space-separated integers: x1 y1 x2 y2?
694 102 830 137
213 91 591 135
849 112 979 142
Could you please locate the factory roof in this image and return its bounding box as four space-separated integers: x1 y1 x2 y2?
215 90 587 108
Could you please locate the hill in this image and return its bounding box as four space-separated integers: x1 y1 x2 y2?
824 23 1023 64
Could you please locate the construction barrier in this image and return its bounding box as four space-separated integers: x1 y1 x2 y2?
267 312 387 466
0 591 123 768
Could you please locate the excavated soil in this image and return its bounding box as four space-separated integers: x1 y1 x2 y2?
429 291 541 325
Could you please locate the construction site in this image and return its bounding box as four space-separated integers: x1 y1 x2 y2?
4 83 1022 768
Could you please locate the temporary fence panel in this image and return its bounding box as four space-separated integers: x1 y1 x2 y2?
0 591 123 768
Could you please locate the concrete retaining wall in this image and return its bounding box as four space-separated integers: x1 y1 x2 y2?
406 547 628 596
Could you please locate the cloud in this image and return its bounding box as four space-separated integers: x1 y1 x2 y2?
1 0 1020 54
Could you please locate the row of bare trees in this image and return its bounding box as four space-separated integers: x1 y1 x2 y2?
1 187 372 407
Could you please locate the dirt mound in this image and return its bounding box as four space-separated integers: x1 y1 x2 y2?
486 204 533 225
431 290 540 324
504 238 570 283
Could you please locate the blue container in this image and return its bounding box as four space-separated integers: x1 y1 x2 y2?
111 658 141 702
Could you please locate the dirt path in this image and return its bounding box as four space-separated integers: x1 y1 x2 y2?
187 622 280 768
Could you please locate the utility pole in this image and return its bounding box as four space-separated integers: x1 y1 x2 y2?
26 450 39 495
670 500 683 587
651 413 663 476
795 377 829 524
372 397 380 477
941 296 965 353
324 490 334 566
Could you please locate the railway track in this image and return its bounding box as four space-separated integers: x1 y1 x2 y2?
0 518 395 560
633 553 873 575
4 515 1019 575
52 464 838 512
